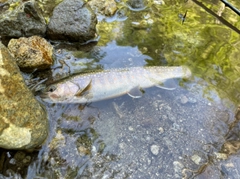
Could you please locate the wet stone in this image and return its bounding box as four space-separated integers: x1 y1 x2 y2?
8 36 53 71
22 156 31 164
173 161 184 177
127 0 148 9
78 146 90 156
128 126 134 131
180 95 189 104
0 149 37 178
47 0 97 42
150 144 159 156
14 151 26 161
0 1 46 39
191 154 202 165
214 152 228 160
153 0 165 5
49 130 65 150
35 0 64 22
221 141 240 155
158 127 164 134
88 0 118 16
0 42 48 149
179 94 197 104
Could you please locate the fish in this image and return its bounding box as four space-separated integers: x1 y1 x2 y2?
40 66 191 103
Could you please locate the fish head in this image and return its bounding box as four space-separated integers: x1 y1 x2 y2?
40 82 77 103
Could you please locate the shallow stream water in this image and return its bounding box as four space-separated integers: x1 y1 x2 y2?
1 0 240 178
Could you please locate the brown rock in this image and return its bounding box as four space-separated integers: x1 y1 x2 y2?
0 42 48 149
8 36 53 71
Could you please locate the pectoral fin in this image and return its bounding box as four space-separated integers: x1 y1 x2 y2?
127 86 144 98
155 79 177 90
75 80 92 97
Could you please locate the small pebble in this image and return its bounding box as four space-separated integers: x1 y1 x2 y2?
180 95 188 104
173 161 184 171
9 158 16 165
158 127 164 134
191 154 201 165
214 152 228 160
128 126 134 131
23 156 31 164
150 145 159 156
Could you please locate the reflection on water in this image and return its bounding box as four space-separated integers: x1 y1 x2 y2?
2 0 240 178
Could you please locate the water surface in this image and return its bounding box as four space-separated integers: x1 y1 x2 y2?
1 0 240 178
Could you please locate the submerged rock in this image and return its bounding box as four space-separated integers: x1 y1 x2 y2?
47 0 97 42
127 0 148 10
88 0 118 16
150 144 160 156
35 0 64 22
0 1 46 39
8 36 53 71
0 42 48 150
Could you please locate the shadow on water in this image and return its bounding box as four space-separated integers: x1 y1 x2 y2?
1 0 240 178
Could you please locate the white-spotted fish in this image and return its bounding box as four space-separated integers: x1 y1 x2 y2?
40 66 191 103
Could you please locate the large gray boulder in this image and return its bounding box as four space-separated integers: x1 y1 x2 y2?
0 42 48 150
47 0 97 42
0 1 46 38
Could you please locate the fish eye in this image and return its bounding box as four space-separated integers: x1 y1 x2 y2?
47 85 56 92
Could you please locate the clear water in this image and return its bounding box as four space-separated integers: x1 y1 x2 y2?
1 0 240 178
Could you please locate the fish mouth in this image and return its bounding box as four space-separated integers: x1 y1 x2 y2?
38 91 49 99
